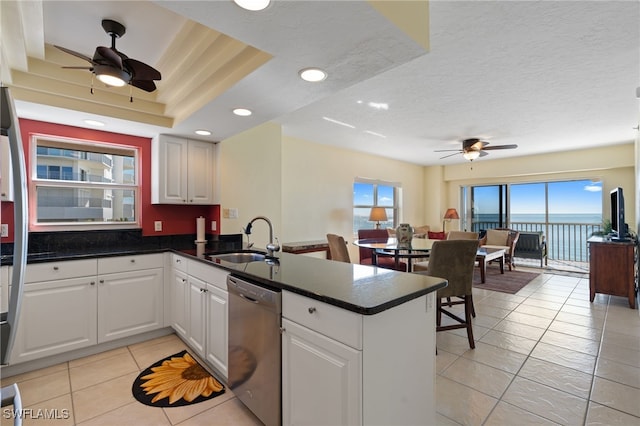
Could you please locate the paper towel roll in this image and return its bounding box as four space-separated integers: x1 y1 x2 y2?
196 216 206 242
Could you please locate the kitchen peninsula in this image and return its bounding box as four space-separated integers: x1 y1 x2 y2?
2 235 445 425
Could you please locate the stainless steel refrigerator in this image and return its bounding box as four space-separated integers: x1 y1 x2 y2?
1 85 28 425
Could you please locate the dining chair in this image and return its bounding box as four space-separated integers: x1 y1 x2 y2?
357 229 407 271
415 239 479 349
446 231 479 240
326 234 351 263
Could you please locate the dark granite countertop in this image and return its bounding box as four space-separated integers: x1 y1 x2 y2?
178 247 446 315
1 242 446 316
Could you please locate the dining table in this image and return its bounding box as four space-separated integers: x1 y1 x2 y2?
353 237 435 272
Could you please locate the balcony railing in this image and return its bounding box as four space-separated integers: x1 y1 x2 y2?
472 221 602 263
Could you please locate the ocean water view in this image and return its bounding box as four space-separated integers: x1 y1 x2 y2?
475 213 602 224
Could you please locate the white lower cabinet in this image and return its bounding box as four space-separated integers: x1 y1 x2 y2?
170 255 229 380
171 267 189 338
205 283 228 377
97 267 163 343
282 290 436 426
1 265 9 313
11 254 164 364
11 259 98 364
187 275 207 357
282 318 362 425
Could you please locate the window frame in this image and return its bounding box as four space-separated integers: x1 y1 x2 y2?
353 177 401 233
29 134 141 232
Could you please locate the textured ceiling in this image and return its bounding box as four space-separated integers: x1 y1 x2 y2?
2 1 639 166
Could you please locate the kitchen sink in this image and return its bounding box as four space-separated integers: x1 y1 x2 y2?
207 252 267 263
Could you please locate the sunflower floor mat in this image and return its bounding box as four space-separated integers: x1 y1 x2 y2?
132 350 225 407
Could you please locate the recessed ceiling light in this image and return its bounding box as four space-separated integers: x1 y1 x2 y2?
195 129 212 136
233 108 252 116
299 68 327 82
233 0 270 11
84 119 105 127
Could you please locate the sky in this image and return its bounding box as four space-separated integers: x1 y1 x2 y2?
475 180 603 215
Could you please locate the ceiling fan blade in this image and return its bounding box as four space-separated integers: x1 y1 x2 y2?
479 151 489 157
95 46 123 69
434 149 462 153
124 59 161 81
54 45 94 64
62 66 93 70
131 79 157 92
482 144 518 150
439 152 462 160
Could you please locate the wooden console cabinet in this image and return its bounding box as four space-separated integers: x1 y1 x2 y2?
588 236 638 309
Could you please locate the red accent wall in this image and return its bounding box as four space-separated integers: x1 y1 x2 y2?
0 119 220 243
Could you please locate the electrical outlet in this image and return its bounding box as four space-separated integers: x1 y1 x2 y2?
228 208 238 219
154 221 162 232
211 220 217 231
1 224 8 238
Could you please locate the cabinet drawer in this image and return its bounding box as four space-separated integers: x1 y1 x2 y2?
283 290 362 350
172 254 188 272
24 259 97 283
187 259 228 290
98 253 163 274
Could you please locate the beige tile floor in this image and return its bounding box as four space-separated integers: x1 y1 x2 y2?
1 269 639 425
436 269 640 425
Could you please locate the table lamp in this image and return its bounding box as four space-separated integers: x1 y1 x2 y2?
368 207 388 229
442 208 459 232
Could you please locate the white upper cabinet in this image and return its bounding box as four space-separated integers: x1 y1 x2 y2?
1 135 14 202
151 135 218 204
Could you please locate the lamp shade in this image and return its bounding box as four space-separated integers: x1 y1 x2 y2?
369 207 388 222
443 208 459 220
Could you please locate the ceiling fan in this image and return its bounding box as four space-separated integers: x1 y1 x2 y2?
435 138 518 161
55 19 161 94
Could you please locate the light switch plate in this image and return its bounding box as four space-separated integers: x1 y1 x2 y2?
1 224 8 238
211 220 217 231
154 221 162 232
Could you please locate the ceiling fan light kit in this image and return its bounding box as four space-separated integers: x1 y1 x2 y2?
435 137 518 162
94 65 130 87
56 19 161 95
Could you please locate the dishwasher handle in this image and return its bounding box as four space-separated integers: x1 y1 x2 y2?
238 293 260 304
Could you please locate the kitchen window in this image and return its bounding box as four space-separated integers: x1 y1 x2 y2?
353 178 400 233
30 135 140 230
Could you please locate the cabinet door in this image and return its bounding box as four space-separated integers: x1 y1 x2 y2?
186 139 215 204
153 136 188 204
206 283 228 379
11 277 97 364
98 268 163 343
171 268 189 338
1 135 14 202
282 318 362 426
1 265 8 312
187 275 207 357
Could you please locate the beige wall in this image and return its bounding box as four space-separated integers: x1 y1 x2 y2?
281 135 425 259
218 122 282 249
219 122 637 257
435 143 636 233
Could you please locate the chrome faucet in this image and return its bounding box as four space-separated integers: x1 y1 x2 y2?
244 216 280 257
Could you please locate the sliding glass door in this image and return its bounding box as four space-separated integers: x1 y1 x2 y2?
470 185 507 232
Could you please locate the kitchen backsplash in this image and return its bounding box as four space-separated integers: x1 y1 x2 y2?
1 229 243 257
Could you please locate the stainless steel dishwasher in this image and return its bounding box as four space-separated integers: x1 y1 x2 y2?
227 275 281 426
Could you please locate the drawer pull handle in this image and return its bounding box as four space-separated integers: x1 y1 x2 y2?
130 259 135 263
308 307 316 314
100 280 105 284
90 281 95 286
176 259 181 263
53 266 59 271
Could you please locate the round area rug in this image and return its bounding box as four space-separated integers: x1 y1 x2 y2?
132 350 225 407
